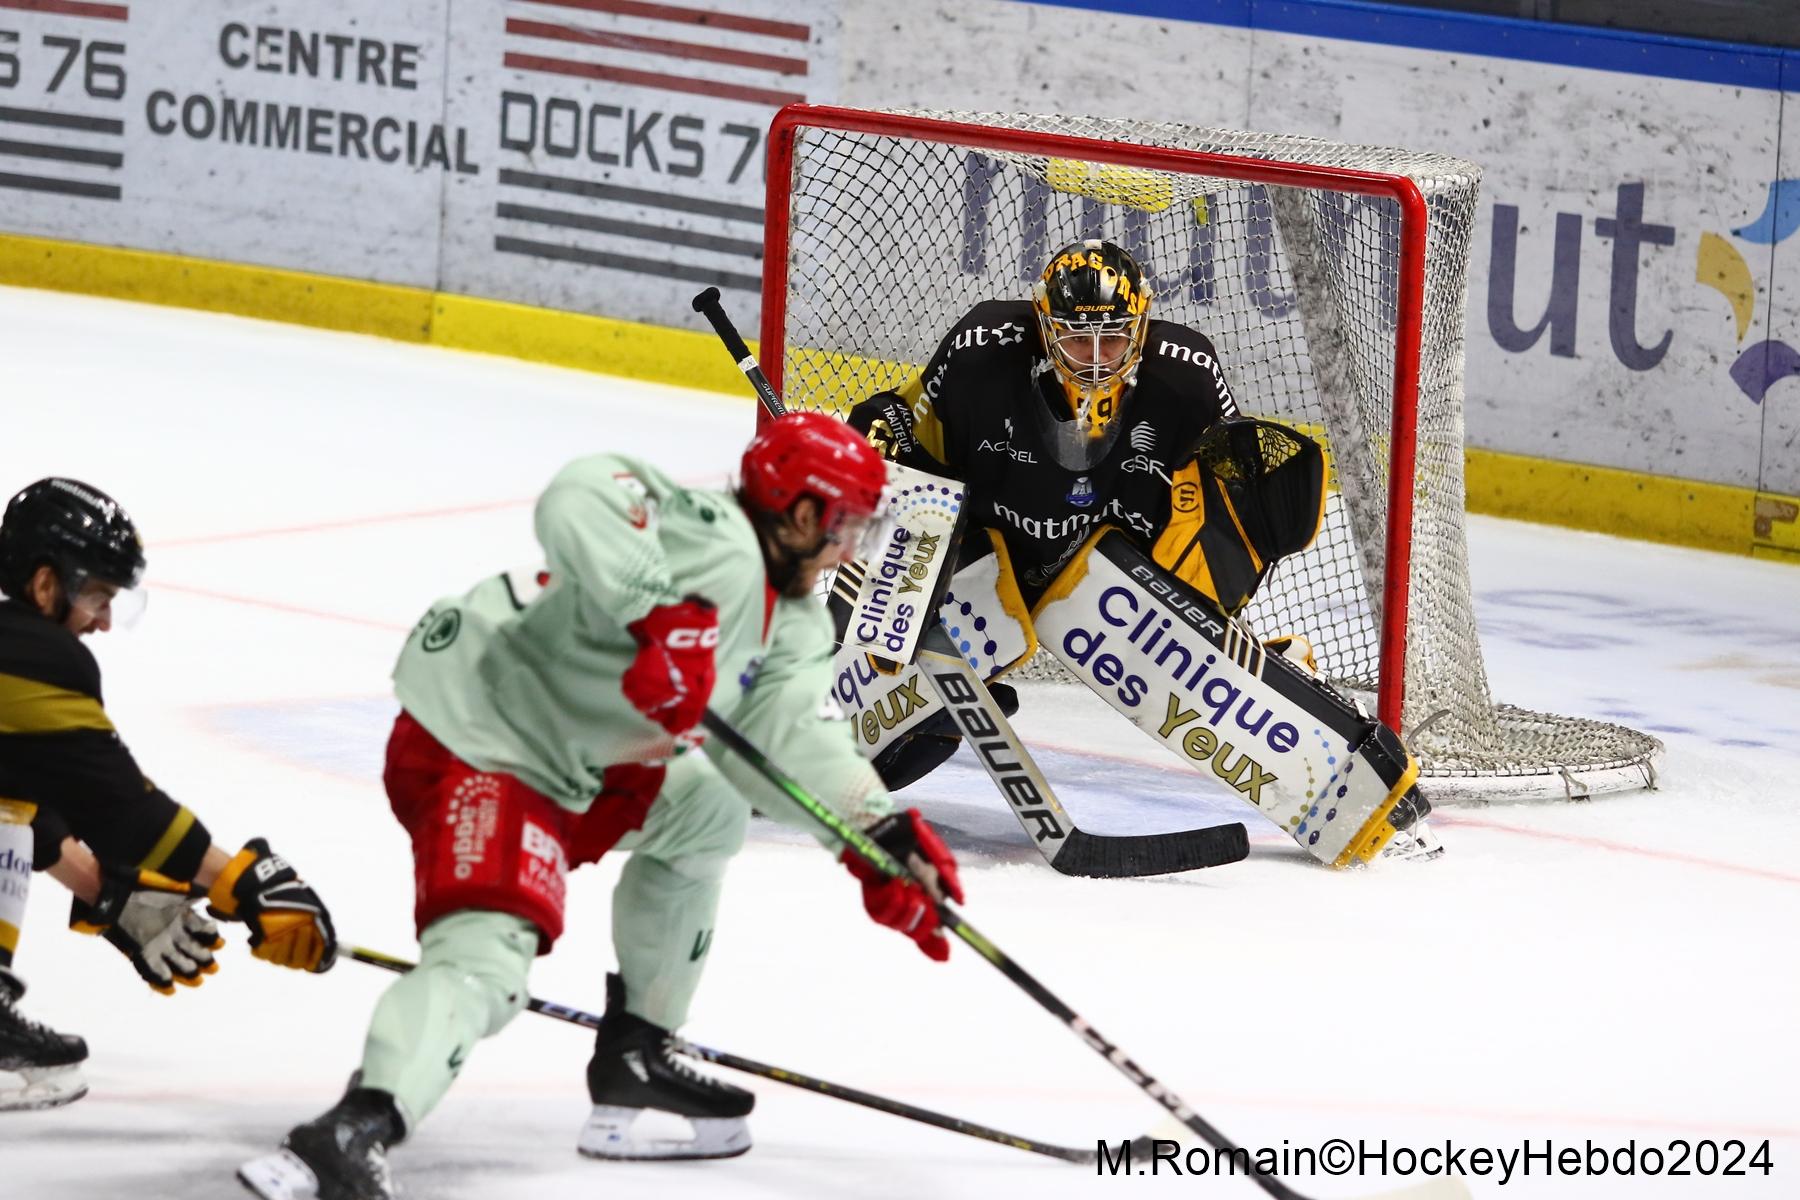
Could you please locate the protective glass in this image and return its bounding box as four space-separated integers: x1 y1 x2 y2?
828 504 898 566
67 573 146 629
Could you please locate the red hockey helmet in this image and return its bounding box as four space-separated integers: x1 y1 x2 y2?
740 412 887 534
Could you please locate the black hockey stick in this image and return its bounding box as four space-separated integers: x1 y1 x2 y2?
691 286 1248 877
343 944 1123 1164
698 711 1470 1200
912 626 1247 875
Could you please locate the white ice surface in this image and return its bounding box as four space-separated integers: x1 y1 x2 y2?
1 285 1796 1199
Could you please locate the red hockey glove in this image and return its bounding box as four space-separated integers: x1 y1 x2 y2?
842 808 964 962
622 596 719 736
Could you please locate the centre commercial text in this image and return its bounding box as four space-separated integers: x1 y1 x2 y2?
144 23 476 173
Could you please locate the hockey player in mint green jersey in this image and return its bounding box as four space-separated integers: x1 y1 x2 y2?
240 413 964 1200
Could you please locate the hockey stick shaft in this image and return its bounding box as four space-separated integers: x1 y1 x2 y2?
693 286 787 417
912 627 1247 876
692 287 1247 878
343 944 1100 1164
697 710 1314 1200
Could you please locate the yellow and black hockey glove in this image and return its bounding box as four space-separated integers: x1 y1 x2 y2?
206 839 337 973
1153 417 1325 615
71 868 223 995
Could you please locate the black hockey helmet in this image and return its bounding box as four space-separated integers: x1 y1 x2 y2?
0 478 146 616
1030 240 1152 469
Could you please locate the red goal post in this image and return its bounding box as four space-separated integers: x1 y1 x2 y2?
757 104 1659 794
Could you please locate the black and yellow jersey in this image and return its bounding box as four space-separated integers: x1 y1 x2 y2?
846 299 1238 596
0 600 209 878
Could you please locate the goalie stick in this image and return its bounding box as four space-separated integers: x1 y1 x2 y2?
692 287 1248 877
343 944 1128 1164
699 708 1472 1200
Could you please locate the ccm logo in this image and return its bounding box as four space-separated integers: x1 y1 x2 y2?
667 628 720 650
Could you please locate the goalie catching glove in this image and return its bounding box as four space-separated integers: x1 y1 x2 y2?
206 839 337 972
71 868 223 995
1153 417 1326 615
843 808 964 962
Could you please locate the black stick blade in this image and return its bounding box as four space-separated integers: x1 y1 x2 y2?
1053 823 1250 878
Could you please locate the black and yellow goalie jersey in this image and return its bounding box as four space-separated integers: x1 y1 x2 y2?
846 299 1239 596
0 600 210 878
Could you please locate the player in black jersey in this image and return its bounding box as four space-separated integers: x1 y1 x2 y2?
0 478 337 1112
850 239 1242 596
846 240 1323 790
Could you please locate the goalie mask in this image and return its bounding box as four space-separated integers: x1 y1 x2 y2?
1030 240 1151 470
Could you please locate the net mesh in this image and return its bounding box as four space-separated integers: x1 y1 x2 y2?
774 109 1659 785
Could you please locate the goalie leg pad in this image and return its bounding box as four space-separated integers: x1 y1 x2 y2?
1034 529 1427 868
832 529 1035 765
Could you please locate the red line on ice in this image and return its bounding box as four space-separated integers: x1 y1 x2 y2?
506 17 808 74
515 0 809 41
152 582 408 633
1430 812 1800 887
0 0 125 18
150 498 533 548
504 50 805 105
1021 735 1800 887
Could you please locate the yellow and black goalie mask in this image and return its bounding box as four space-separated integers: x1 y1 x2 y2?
1030 240 1151 470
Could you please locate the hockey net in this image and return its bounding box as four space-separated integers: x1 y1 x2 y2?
762 106 1660 795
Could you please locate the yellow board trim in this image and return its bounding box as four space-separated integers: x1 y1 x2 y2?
3 230 1795 564
137 805 196 875
431 292 758 397
0 232 434 342
0 673 114 734
1465 447 1797 559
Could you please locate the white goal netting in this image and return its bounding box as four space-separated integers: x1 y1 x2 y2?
769 108 1659 794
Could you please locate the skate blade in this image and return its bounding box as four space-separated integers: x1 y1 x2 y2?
577 1104 751 1161
0 1064 88 1112
237 1148 320 1200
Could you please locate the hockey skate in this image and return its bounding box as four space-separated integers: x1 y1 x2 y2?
238 1083 404 1200
1378 789 1445 863
0 967 88 1112
578 973 753 1161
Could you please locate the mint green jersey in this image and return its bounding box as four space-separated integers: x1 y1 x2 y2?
392 454 891 838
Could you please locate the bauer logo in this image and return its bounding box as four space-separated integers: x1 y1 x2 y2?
928 667 1065 845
